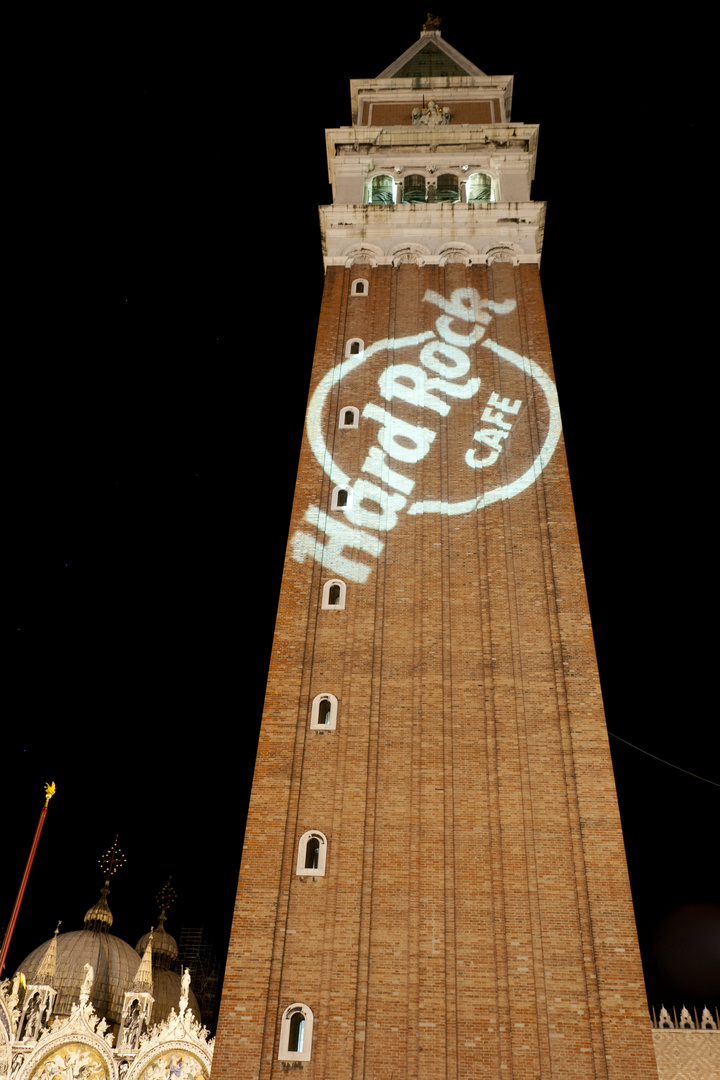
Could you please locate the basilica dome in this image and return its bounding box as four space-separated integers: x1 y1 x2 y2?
136 907 201 1024
3 870 214 1079
136 909 177 969
15 880 144 1027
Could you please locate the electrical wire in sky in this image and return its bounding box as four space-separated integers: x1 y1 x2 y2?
608 731 719 787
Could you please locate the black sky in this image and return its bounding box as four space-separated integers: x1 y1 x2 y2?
7 8 718 1031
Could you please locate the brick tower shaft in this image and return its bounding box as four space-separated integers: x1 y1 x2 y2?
213 29 658 1080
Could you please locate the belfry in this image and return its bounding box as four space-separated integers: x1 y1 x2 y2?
213 25 661 1079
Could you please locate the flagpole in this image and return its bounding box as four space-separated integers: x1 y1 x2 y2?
0 781 56 975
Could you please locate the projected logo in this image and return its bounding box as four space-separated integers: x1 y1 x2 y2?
291 287 561 584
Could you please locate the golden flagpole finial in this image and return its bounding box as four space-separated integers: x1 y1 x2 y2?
44 781 56 806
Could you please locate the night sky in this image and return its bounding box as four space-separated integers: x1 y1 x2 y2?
7 9 718 1033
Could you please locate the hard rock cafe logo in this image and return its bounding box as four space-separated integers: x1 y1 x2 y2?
291 287 561 584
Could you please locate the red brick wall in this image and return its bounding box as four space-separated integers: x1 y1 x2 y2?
360 100 500 125
212 264 658 1079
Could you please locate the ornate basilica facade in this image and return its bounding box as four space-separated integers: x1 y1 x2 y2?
0 880 214 1080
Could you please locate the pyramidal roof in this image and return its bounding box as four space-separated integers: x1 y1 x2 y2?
377 29 486 79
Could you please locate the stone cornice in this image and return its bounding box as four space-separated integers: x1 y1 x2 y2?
319 201 546 268
327 124 538 156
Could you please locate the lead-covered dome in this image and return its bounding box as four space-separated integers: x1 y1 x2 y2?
136 909 177 970
136 908 200 1024
15 878 143 1027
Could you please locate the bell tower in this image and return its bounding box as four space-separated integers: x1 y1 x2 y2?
213 26 659 1079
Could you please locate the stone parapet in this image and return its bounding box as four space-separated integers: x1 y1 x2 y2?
320 201 545 267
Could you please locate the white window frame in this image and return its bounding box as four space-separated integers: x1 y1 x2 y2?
351 278 369 295
296 830 328 877
339 406 359 429
279 1002 314 1062
310 692 338 730
331 485 353 510
322 579 346 609
345 338 364 357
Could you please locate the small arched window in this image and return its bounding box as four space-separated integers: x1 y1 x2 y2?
289 1011 305 1050
467 172 495 202
339 406 359 429
318 700 331 724
310 692 338 730
331 485 353 510
351 278 369 295
322 579 346 609
279 1003 314 1061
296 830 328 877
305 837 320 869
345 338 364 357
